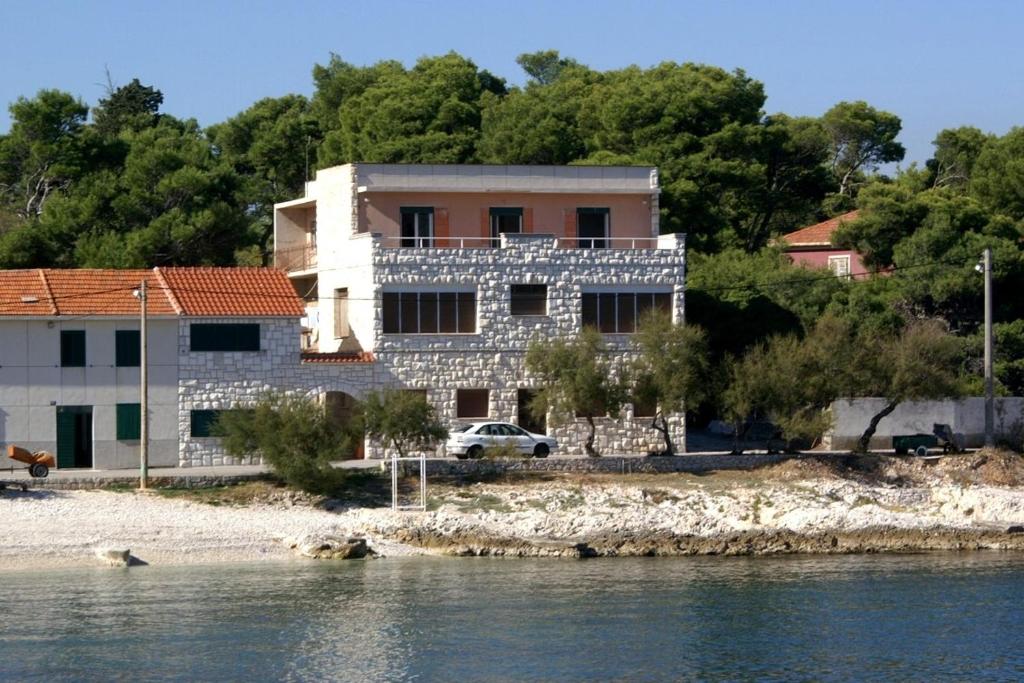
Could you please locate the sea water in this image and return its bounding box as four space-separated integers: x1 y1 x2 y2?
2 553 1024 681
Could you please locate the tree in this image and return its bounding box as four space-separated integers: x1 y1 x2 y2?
515 50 580 85
318 52 505 165
971 127 1024 220
208 95 320 259
821 101 905 196
216 394 357 495
93 78 164 137
832 181 925 268
630 311 710 455
525 327 626 456
0 90 90 219
927 126 990 191
852 319 965 451
361 388 448 458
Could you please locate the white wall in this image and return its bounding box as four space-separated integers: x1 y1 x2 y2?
0 318 180 468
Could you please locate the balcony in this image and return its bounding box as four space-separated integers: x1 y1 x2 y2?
375 234 674 250
275 245 318 273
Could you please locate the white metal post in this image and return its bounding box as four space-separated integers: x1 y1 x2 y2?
984 248 994 448
139 279 149 489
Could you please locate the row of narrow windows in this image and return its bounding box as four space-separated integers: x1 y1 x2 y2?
400 206 611 248
56 324 261 367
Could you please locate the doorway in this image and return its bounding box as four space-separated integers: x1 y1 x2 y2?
56 406 93 469
325 391 364 459
517 389 546 434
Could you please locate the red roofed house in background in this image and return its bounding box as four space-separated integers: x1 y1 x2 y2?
780 210 870 279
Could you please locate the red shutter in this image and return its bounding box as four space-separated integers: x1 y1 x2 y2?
563 209 577 247
523 207 534 233
480 208 491 246
435 208 449 248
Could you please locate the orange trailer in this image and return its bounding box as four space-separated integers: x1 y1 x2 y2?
6 445 55 478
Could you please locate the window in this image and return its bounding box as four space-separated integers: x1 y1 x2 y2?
577 208 609 248
581 292 672 333
633 399 657 419
60 330 86 367
190 323 260 352
828 255 852 278
116 403 141 440
457 389 489 418
401 207 434 248
490 207 522 247
115 330 140 367
510 285 547 316
334 288 349 338
382 292 476 333
190 410 223 437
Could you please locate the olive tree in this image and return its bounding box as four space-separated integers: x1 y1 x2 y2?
630 311 710 456
525 327 626 457
361 388 448 458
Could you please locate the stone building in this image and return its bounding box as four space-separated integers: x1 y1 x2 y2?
274 163 688 458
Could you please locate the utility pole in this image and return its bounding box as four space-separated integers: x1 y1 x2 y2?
983 248 994 448
138 279 150 488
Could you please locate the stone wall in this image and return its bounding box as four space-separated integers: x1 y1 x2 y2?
387 453 795 476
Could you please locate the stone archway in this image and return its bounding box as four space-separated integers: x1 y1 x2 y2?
325 391 364 459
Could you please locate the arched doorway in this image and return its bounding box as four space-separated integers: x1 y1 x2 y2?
325 391 364 459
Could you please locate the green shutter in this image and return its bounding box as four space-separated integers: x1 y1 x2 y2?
190 324 260 352
116 403 141 440
56 408 77 468
60 330 86 367
115 330 141 367
191 410 221 437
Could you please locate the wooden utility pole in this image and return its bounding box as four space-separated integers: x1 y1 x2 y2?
139 279 149 489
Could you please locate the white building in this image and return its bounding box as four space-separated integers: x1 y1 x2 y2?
274 164 688 457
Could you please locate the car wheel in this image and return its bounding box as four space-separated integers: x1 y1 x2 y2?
468 445 483 460
533 444 550 458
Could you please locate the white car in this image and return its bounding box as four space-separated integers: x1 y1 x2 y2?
446 422 557 459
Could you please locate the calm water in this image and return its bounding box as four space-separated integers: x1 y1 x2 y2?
2 554 1024 682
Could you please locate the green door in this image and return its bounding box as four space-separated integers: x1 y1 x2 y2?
56 406 92 469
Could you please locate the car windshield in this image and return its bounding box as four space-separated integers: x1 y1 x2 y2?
450 424 474 433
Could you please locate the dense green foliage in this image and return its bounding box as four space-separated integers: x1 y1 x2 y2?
216 394 357 495
3 52 1024 407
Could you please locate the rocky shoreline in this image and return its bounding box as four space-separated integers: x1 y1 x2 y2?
2 452 1024 569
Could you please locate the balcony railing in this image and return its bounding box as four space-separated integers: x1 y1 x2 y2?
376 234 669 249
275 245 318 272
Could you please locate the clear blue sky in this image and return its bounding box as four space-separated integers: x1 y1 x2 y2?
2 0 1022 166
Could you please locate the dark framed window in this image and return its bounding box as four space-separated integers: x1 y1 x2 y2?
382 292 476 333
510 285 547 316
115 330 140 367
190 323 260 352
633 399 657 419
116 403 141 440
490 207 522 247
457 389 489 418
581 292 672 333
577 207 609 248
60 330 86 367
190 410 222 438
400 207 434 248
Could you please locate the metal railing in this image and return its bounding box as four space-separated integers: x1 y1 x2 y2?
375 234 664 249
275 245 318 272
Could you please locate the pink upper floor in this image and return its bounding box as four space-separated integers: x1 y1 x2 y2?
787 248 870 279
359 191 656 245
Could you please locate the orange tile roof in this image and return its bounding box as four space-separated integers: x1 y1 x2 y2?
0 268 303 318
157 268 305 317
300 351 376 364
43 269 177 316
781 210 860 247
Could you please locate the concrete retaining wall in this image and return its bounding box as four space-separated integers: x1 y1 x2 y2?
1 474 268 491
826 397 1024 450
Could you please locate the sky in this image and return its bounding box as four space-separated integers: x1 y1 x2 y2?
2 0 1023 167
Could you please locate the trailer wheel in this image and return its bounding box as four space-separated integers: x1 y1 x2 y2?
914 445 928 457
29 463 49 478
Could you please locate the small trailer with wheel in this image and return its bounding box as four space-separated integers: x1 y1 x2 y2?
5 444 55 478
893 424 964 457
